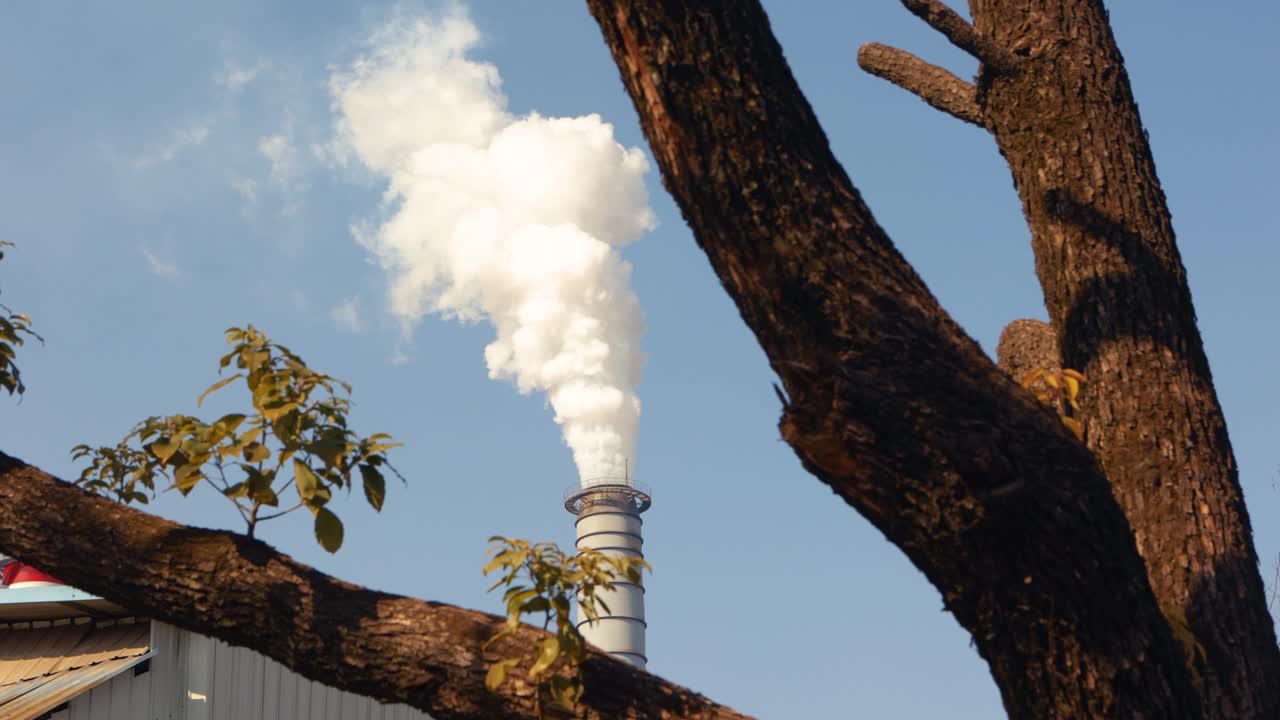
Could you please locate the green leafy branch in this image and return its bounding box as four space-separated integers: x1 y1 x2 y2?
482 536 649 715
0 242 43 398
72 325 403 552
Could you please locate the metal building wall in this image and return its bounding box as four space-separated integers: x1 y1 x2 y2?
55 664 151 720
51 622 433 720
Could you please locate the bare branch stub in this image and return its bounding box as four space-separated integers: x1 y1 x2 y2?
858 43 985 128
997 318 1060 381
900 0 1017 72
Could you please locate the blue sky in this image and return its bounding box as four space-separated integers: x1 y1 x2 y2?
2 2 1278 718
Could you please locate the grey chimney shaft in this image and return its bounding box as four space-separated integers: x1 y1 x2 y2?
564 480 651 668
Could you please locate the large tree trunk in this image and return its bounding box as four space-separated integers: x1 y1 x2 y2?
0 452 750 720
966 2 1280 715
583 1 1207 717
858 0 1279 715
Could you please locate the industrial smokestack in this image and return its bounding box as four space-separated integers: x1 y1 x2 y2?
565 477 651 668
331 10 658 667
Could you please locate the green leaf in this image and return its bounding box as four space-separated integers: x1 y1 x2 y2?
505 589 539 615
307 432 349 469
520 596 550 614
244 468 279 506
174 464 204 494
485 658 520 691
251 485 280 507
197 374 242 406
359 465 386 511
222 482 249 499
148 437 180 464
243 349 270 372
314 507 344 553
528 637 561 679
552 596 571 621
294 459 321 500
483 549 525 576
501 584 530 602
242 442 270 463
548 676 583 709
260 399 296 423
214 413 247 434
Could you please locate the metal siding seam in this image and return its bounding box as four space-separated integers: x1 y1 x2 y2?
324 680 340 720
128 652 150 719
261 657 280 720
251 646 265 720
296 675 312 720
285 670 300 720
340 686 360 719
233 645 252 720
185 631 213 720
211 640 231 720
87 674 109 720
277 659 297 720
144 623 167 720
156 622 181 720
68 686 88 720
108 670 131 720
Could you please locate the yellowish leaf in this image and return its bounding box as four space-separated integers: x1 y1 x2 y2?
1018 369 1044 388
197 374 242 406
485 658 520 690
528 637 561 679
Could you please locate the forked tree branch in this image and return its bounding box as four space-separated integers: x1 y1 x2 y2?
901 0 1016 72
0 451 750 720
857 43 985 128
969 0 1280 713
583 1 1200 717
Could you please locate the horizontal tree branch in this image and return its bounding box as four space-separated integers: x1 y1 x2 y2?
857 43 985 128
901 0 1016 72
0 451 751 720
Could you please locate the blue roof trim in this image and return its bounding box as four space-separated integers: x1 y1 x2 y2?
0 586 128 622
0 586 102 606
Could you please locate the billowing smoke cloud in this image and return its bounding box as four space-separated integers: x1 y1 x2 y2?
330 10 654 484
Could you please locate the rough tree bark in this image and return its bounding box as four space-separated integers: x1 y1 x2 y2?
583 1 1207 717
591 0 1280 712
859 0 1280 716
0 452 751 720
2 1 1274 718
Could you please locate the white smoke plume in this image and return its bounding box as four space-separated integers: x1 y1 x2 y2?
330 9 655 484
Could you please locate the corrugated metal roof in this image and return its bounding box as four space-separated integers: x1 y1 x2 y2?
0 619 152 720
